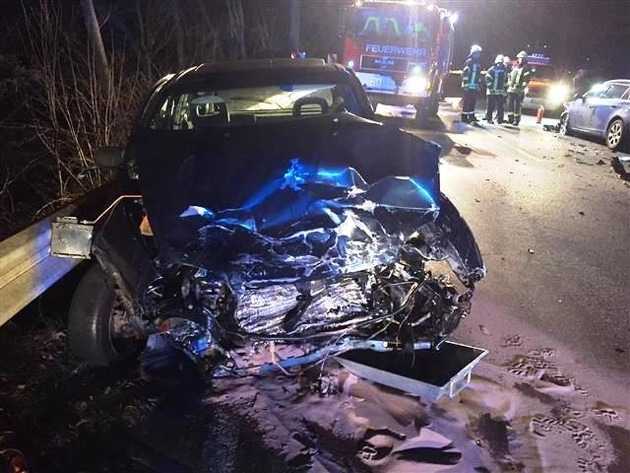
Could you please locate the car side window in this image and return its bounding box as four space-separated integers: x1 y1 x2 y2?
602 84 628 99
621 88 630 101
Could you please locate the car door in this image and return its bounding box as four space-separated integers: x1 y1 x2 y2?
569 88 602 131
588 83 630 134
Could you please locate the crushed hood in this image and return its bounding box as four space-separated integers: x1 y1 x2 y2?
134 114 444 280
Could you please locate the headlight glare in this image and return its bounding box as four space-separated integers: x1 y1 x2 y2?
402 75 428 95
548 83 571 105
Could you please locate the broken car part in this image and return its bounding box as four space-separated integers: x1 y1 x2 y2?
133 115 485 380
61 63 485 384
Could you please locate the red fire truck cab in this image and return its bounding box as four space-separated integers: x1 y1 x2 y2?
338 0 455 121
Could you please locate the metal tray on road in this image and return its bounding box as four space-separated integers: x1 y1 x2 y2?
335 341 488 401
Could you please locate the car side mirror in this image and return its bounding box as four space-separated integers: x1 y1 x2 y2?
94 146 125 168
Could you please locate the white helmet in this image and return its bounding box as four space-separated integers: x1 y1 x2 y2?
470 44 483 54
517 50 528 59
503 55 511 64
495 54 504 64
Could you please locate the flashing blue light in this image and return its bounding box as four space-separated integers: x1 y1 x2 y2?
317 169 344 178
282 158 309 190
181 159 439 235
409 178 437 208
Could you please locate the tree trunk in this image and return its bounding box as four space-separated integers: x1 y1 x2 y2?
288 0 301 53
79 0 110 84
171 0 185 69
226 0 246 59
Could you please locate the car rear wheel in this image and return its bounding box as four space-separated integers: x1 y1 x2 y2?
559 112 572 136
606 118 625 151
68 264 143 366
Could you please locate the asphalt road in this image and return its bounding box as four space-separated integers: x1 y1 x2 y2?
391 101 630 387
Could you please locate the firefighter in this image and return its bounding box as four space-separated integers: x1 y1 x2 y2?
461 44 483 123
503 55 512 74
484 54 508 124
507 50 533 126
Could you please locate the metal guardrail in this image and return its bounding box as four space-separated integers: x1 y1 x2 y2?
0 205 82 327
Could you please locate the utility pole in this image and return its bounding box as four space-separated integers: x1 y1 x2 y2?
79 0 110 85
288 0 301 53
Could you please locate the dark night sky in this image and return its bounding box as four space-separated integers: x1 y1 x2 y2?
440 0 630 76
4 0 630 79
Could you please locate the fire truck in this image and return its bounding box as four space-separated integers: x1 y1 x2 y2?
522 53 571 115
337 0 455 122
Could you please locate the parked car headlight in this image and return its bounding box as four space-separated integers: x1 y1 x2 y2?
548 83 571 105
401 75 428 95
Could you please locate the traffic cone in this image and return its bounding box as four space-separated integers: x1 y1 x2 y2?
536 105 545 124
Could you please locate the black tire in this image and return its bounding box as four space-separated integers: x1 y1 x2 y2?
559 112 572 136
68 264 139 366
606 118 625 151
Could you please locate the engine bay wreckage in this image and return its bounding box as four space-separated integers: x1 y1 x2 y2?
128 115 486 381
57 114 486 386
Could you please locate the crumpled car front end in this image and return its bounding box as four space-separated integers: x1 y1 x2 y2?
134 115 485 378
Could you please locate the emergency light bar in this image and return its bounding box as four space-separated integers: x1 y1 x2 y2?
528 53 551 66
353 0 452 18
355 0 429 7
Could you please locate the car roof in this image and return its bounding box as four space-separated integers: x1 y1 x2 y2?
171 58 343 84
605 79 630 86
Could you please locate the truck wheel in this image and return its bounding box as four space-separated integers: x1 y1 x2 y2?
606 118 626 151
68 264 142 366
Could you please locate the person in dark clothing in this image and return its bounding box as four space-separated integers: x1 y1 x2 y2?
461 44 483 123
507 50 533 126
572 68 589 97
485 54 508 123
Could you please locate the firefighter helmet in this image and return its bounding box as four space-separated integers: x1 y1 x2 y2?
517 50 528 59
470 44 483 54
495 54 504 64
503 56 511 64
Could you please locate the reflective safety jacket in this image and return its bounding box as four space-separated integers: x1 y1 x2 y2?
485 63 508 96
507 65 532 94
461 58 482 91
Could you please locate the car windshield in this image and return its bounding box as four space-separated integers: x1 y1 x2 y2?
351 5 436 45
149 83 361 130
531 65 556 80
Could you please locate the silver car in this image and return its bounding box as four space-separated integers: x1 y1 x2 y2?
560 79 630 150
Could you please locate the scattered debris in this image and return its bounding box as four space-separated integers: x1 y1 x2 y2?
578 211 585 216
543 124 560 132
527 248 535 255
479 325 491 336
454 144 473 155
501 335 523 347
596 159 606 165
612 154 630 181
614 347 625 354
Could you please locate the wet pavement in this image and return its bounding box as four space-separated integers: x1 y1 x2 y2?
2 101 629 472
402 101 630 381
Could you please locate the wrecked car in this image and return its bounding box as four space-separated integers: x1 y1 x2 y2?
56 59 485 379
